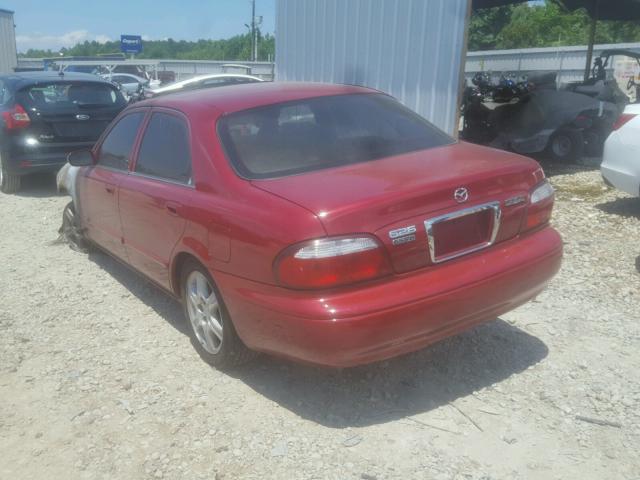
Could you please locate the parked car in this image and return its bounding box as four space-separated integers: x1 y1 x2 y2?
601 105 640 196
65 82 562 368
144 74 263 97
0 72 127 193
101 73 149 95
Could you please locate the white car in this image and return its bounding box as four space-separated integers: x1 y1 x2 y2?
601 104 640 196
101 73 149 95
145 74 263 97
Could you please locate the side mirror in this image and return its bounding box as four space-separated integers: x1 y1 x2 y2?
67 149 95 167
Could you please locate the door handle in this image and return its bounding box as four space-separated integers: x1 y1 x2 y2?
105 185 115 194
165 201 181 216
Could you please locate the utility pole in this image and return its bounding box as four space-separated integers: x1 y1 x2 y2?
246 0 263 62
251 0 256 62
583 0 600 82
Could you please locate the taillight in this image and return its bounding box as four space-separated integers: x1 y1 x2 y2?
573 114 592 129
275 236 392 289
612 113 637 131
2 104 31 130
524 180 554 231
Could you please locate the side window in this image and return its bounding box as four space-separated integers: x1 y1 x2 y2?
97 112 145 170
135 113 192 184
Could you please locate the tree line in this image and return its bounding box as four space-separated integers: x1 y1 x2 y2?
20 31 275 61
469 0 640 51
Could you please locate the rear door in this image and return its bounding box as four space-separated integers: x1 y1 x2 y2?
119 110 193 289
78 111 146 260
15 81 126 154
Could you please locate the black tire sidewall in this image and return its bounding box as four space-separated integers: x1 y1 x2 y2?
0 149 20 194
180 260 250 368
62 201 90 252
549 129 584 163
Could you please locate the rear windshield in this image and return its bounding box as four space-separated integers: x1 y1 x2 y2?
217 93 453 179
17 82 125 111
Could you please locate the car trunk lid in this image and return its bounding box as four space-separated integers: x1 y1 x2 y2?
253 142 542 273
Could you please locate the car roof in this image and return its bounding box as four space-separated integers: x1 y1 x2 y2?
151 74 264 93
1 71 117 89
104 72 145 81
137 82 379 115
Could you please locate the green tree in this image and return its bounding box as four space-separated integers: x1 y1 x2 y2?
469 1 640 51
468 5 516 51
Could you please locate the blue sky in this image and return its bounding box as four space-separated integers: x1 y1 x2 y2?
2 0 276 52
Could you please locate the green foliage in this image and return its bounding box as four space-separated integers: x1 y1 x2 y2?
468 5 516 51
469 1 640 51
19 31 275 61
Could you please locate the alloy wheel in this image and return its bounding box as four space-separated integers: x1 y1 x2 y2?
185 271 223 354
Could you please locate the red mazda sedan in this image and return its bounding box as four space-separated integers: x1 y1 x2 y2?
67 82 562 368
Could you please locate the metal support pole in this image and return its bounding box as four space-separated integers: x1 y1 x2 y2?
583 1 599 81
251 0 256 62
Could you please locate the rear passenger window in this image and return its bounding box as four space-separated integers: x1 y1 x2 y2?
135 113 192 184
97 112 145 170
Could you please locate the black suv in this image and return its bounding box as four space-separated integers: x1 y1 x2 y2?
0 72 127 193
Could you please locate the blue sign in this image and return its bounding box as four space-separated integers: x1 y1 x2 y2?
120 35 143 54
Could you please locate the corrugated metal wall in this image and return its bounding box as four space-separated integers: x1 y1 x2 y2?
0 10 17 74
466 42 640 85
276 0 470 136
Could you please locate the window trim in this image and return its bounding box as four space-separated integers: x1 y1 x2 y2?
129 108 194 187
94 110 148 172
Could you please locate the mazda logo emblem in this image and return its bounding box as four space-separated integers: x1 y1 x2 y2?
454 187 469 203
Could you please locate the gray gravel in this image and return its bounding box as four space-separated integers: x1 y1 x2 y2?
1 167 639 480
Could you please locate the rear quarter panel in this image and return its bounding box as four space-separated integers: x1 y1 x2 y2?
170 107 327 289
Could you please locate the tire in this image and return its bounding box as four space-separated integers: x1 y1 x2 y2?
583 129 603 157
180 259 255 368
0 150 20 194
547 129 584 163
60 201 90 252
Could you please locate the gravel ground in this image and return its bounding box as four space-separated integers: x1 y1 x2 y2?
1 165 639 480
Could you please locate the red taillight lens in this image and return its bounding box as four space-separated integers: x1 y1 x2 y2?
574 114 593 129
612 113 637 131
275 236 392 289
524 180 554 231
2 104 31 130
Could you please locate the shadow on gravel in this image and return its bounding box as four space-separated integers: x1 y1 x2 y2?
15 173 60 198
596 197 640 219
536 160 598 178
229 320 548 428
88 251 189 335
84 249 548 429
636 256 640 274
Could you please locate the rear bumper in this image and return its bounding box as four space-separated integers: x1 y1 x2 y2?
3 141 94 176
4 152 68 175
217 226 563 367
601 132 640 197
